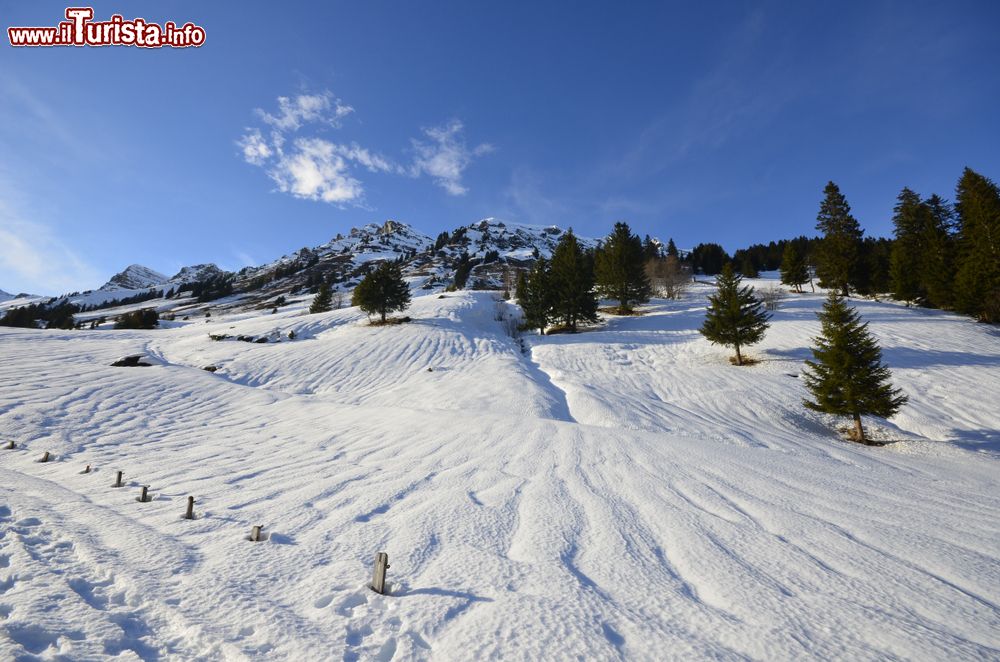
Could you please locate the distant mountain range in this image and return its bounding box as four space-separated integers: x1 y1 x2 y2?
2 218 662 315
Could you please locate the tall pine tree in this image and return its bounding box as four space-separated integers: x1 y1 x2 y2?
520 256 554 334
595 221 651 314
802 292 907 444
889 187 925 303
815 181 864 295
666 238 679 258
780 242 809 293
953 168 1000 322
699 264 770 366
351 261 412 323
550 229 598 332
919 194 956 309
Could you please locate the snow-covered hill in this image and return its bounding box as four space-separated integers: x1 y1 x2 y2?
1 278 997 660
100 264 168 291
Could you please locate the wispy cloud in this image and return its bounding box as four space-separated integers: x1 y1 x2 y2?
239 92 492 206
256 92 353 132
410 120 494 196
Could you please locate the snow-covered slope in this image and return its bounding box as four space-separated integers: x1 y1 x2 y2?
0 289 13 303
1 278 997 660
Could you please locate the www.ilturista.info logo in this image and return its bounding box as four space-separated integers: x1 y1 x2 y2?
8 7 206 48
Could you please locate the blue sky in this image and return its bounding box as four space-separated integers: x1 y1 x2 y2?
1 0 998 294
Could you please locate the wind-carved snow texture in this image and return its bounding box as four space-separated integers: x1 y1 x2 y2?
1 281 999 660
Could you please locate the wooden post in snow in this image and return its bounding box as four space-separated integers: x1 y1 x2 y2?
5 440 14 450
250 525 262 542
39 451 50 463
83 464 91 474
114 471 124 488
139 486 150 503
185 496 195 520
371 552 390 594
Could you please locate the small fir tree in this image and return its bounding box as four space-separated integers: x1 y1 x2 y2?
595 221 651 314
699 264 770 366
779 242 809 292
550 229 598 331
802 291 907 444
815 181 864 295
310 283 333 314
739 254 759 278
351 261 412 323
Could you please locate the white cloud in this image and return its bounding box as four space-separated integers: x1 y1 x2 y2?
256 92 353 132
237 129 272 166
267 138 364 204
0 205 102 295
410 120 493 195
238 92 492 205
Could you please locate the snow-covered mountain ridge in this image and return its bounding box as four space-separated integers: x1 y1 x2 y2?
0 218 602 316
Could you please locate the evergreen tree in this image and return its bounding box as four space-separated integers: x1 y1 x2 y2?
310 282 333 314
595 221 651 314
549 229 598 331
815 181 864 295
351 261 412 323
953 168 1000 322
642 235 659 262
515 270 528 303
738 254 759 278
690 243 730 275
699 264 770 366
802 291 907 444
520 257 554 334
779 242 809 292
666 238 679 258
855 237 893 297
919 194 956 309
889 187 925 303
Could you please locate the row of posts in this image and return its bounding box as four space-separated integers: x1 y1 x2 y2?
9 443 392 594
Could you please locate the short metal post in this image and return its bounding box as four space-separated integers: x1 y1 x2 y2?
139 486 149 502
114 471 124 488
250 525 262 542
40 451 50 463
371 552 390 594
83 464 91 474
5 440 14 450
185 496 195 520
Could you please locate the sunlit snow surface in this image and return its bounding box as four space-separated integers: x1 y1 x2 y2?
1 279 998 660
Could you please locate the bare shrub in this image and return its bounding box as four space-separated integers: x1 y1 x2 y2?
759 285 786 311
645 256 690 300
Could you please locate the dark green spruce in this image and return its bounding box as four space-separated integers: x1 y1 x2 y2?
309 282 333 314
351 261 412 323
889 187 925 303
802 292 907 444
779 242 809 292
699 263 770 366
595 221 651 314
815 181 864 295
953 167 1000 322
519 256 554 334
549 230 598 332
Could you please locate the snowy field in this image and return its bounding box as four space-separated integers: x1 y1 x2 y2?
1 279 999 660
